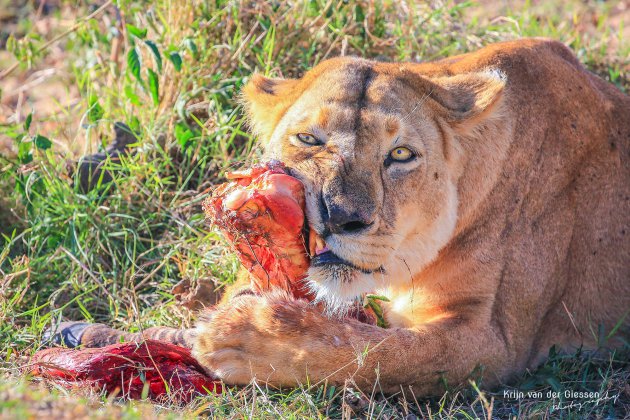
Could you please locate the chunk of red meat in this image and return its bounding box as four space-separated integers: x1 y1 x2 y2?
30 340 220 403
203 160 312 299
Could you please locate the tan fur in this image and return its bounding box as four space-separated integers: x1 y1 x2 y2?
194 39 630 395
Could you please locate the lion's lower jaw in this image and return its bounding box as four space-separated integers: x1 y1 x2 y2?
305 265 377 317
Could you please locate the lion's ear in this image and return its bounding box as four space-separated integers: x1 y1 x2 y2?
430 70 506 133
240 74 300 141
399 69 506 135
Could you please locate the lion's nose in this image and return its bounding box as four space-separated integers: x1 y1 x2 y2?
320 174 378 235
325 202 374 234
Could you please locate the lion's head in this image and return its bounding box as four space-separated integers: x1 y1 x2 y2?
241 57 508 313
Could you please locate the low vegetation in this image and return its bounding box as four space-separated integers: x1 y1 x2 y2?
1 0 628 418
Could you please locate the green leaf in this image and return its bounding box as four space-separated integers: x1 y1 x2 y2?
174 123 194 148
144 40 162 73
127 47 143 85
354 4 365 23
365 294 391 302
126 24 147 39
46 234 62 248
14 177 25 197
124 85 141 106
87 95 104 123
33 134 52 150
307 0 319 16
128 116 141 134
17 140 32 164
184 38 198 56
6 34 16 54
147 68 159 106
24 113 32 131
168 52 182 71
3 125 21 139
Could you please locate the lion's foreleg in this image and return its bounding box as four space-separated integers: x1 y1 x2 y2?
193 293 510 396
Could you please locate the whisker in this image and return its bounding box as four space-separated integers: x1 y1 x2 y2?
399 89 432 123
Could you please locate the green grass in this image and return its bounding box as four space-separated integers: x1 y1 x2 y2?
1 0 629 418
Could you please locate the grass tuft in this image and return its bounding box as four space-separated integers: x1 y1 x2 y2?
1 0 628 417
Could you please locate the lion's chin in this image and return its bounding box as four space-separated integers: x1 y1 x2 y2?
305 264 376 317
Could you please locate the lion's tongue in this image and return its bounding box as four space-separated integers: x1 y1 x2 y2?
308 226 328 257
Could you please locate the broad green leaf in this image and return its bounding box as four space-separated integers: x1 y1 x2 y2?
126 24 147 39
144 40 162 72
33 134 52 150
168 52 182 71
127 47 143 85
147 68 159 106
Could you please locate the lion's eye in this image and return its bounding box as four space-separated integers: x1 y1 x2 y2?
388 146 415 162
295 133 320 146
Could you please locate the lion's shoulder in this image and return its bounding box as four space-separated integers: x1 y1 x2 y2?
411 38 579 79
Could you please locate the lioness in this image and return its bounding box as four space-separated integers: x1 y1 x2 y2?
51 38 629 396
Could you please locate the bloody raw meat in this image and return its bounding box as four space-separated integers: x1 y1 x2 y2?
203 160 312 299
30 340 220 403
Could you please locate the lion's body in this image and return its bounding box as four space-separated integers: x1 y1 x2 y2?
378 39 630 387
63 39 629 396
194 39 629 394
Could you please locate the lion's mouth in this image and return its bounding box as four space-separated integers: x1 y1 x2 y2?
304 223 375 274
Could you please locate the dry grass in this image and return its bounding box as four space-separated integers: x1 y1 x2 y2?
1 0 629 418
